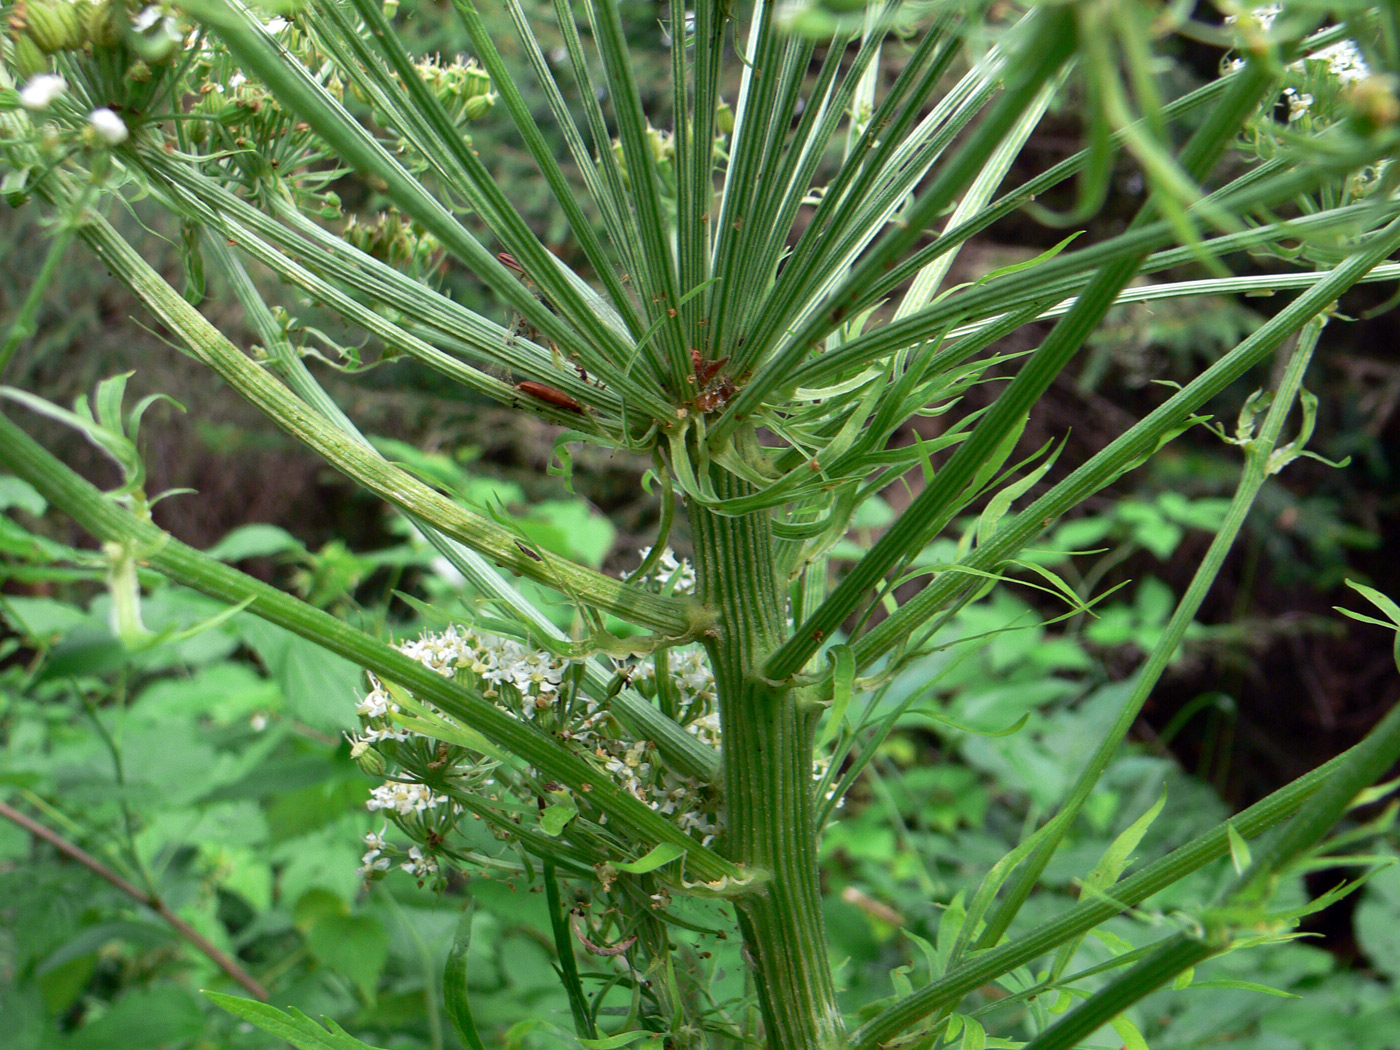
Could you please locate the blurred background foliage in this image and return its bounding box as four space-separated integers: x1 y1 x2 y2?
3 0 1400 1046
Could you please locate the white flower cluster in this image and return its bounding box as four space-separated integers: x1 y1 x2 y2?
351 624 736 879
355 825 441 880
357 825 392 878
1223 7 1372 87
354 674 408 743
366 780 450 816
1309 39 1369 84
400 845 438 880
1223 2 1281 32
632 646 718 720
635 545 697 594
393 624 570 716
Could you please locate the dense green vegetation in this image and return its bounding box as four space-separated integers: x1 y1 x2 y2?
4 0 1400 1048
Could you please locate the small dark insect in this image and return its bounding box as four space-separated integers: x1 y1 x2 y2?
514 539 543 561
516 380 585 413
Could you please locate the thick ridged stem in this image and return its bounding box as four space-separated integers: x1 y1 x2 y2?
689 470 841 1050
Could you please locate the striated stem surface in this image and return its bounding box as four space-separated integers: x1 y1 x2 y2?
690 468 841 1050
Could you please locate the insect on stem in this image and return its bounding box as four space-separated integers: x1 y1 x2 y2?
516 380 585 413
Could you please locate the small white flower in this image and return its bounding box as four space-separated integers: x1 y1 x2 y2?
356 852 391 877
401 845 438 878
88 108 129 145
250 713 269 732
363 825 389 852
1283 88 1314 122
367 781 448 816
228 72 247 90
132 5 163 31
19 75 67 111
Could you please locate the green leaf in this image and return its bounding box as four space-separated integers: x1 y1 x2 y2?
1188 979 1299 997
820 644 856 746
303 911 389 1000
1085 789 1167 891
237 616 361 732
579 1030 661 1049
1226 821 1253 875
206 523 306 561
1337 580 1400 672
1109 1014 1149 1050
0 474 45 515
67 988 204 1050
613 842 686 874
539 792 579 837
204 992 389 1049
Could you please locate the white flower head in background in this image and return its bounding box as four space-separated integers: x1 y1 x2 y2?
19 74 67 111
1311 39 1369 83
635 545 697 594
88 108 129 145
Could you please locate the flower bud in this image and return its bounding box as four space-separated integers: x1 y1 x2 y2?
463 91 494 121
647 126 674 165
715 98 734 134
85 0 125 47
1347 75 1400 134
87 106 129 145
461 59 491 99
11 34 51 79
354 743 387 777
24 0 87 53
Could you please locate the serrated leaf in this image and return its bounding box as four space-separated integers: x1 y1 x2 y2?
1085 788 1167 892
204 992 388 1050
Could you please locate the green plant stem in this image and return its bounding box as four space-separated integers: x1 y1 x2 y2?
0 799 269 1001
765 56 1276 681
851 215 1400 672
58 202 690 636
1020 933 1216 1050
1020 672 1400 1050
0 409 739 884
689 470 840 1049
544 859 598 1039
205 236 718 784
846 733 1363 1050
971 318 1327 953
